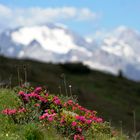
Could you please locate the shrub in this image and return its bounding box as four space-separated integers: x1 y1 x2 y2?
60 63 91 74
1 87 127 140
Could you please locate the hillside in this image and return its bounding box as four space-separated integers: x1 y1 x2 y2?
0 55 140 133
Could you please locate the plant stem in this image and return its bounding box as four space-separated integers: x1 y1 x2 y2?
24 65 27 84
59 85 62 95
69 85 72 97
17 66 20 86
120 120 123 137
61 74 68 96
133 110 136 140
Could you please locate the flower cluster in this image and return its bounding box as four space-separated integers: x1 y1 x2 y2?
74 134 84 140
2 109 17 115
39 109 57 122
1 87 108 140
2 107 26 115
64 99 103 123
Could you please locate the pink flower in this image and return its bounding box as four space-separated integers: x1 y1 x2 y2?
86 119 92 124
23 97 29 103
48 116 53 122
63 103 67 107
18 91 29 103
74 134 85 140
18 107 26 113
39 113 49 120
51 109 55 113
67 100 73 105
44 113 49 117
52 96 61 105
39 112 56 122
34 103 40 107
39 96 47 103
51 113 56 117
28 92 39 99
71 121 77 127
34 87 42 94
54 99 61 105
45 109 49 113
75 116 86 122
18 91 25 96
53 96 59 101
39 115 46 120
60 117 65 124
72 106 77 111
77 127 82 133
2 109 17 115
92 117 103 123
96 118 103 123
45 93 49 97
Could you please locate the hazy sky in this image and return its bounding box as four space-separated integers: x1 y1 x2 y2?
0 0 139 36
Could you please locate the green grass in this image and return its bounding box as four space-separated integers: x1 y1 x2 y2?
0 56 140 133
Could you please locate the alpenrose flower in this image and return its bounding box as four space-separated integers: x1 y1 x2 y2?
77 127 82 133
75 115 86 122
18 107 26 113
53 96 61 105
71 121 77 127
39 109 57 122
92 117 103 123
2 107 26 115
34 103 40 107
2 109 17 115
1 87 106 140
74 134 85 140
18 91 29 104
86 119 92 124
34 87 42 94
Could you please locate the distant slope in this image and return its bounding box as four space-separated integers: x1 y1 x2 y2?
0 55 140 132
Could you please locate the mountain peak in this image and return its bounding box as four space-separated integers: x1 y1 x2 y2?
10 24 89 54
28 39 41 47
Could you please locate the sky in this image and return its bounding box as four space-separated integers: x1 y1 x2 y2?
0 0 139 37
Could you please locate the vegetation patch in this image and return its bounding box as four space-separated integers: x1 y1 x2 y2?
0 87 128 140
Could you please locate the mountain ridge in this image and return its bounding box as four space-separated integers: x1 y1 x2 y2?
0 23 140 81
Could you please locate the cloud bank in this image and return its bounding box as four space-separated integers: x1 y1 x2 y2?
0 4 98 29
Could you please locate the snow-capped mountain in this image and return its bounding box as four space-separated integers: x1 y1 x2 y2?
11 24 90 54
93 26 140 80
0 23 92 57
101 26 140 63
0 24 140 81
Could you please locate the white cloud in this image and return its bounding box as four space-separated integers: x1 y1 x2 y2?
0 4 98 29
86 29 108 42
0 5 11 16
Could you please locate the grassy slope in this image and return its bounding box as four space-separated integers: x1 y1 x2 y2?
0 56 140 133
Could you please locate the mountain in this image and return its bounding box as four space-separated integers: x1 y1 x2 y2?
99 26 140 80
0 24 140 81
